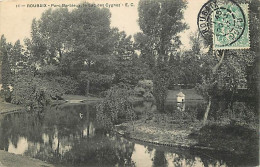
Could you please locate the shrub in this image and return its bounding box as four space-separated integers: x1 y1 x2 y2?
96 84 136 130
78 71 114 95
55 76 79 94
11 74 64 108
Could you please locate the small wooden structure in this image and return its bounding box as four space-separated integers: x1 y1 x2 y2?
176 92 185 103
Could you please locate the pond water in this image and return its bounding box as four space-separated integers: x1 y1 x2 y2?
0 102 257 167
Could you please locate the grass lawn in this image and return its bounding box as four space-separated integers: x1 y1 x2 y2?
116 118 258 156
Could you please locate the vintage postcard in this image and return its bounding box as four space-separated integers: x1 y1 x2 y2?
0 0 259 166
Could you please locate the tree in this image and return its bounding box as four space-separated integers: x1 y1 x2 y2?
0 35 11 89
96 84 136 131
137 0 188 112
112 30 153 86
0 35 12 102
168 50 203 88
196 0 259 125
11 71 64 108
26 4 132 95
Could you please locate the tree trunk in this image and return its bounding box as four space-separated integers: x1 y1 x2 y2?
203 98 212 125
86 80 90 96
86 105 90 138
203 50 225 125
212 50 225 74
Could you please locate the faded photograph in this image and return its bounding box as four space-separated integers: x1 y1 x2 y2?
0 0 259 166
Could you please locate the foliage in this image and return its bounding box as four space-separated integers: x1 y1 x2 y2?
55 76 79 94
137 0 188 112
11 73 64 108
112 29 152 86
134 79 153 98
78 71 114 94
153 67 170 112
190 124 258 156
208 101 259 128
114 57 152 86
0 88 11 103
169 51 203 88
25 5 142 95
195 0 260 124
197 50 256 99
0 35 12 89
96 85 136 130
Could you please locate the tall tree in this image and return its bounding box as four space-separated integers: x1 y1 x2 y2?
113 29 152 85
0 35 11 89
137 0 188 112
0 35 12 102
25 4 121 94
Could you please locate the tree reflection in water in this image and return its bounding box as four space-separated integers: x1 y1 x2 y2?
0 104 136 166
0 103 257 167
153 150 167 167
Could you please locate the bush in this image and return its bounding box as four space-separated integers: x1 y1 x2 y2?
0 87 11 102
11 74 64 108
134 79 154 99
96 84 136 130
190 124 258 157
55 76 79 94
78 71 114 95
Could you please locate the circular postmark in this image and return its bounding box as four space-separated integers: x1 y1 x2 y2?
197 0 246 47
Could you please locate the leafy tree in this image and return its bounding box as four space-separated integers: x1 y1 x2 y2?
11 72 64 108
96 84 136 131
137 0 188 112
168 50 203 88
26 4 130 95
0 35 11 88
78 71 113 95
0 35 12 102
9 40 25 72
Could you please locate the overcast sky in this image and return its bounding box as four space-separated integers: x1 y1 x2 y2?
0 0 207 50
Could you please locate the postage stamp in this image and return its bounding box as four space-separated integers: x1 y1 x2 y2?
198 0 250 50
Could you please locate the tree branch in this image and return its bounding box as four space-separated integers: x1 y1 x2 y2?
212 50 225 74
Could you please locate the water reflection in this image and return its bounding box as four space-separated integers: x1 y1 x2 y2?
0 102 257 166
131 142 231 167
177 103 185 112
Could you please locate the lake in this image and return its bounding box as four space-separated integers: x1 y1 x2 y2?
0 101 257 167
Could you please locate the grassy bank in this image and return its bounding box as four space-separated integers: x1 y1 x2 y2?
0 150 54 167
116 118 258 156
116 119 202 147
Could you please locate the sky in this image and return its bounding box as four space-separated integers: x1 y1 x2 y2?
0 0 207 50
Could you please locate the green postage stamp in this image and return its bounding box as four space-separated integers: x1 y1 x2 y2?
198 0 250 50
213 3 249 49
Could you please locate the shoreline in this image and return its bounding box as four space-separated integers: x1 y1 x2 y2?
0 150 54 167
0 94 257 165
114 119 258 156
